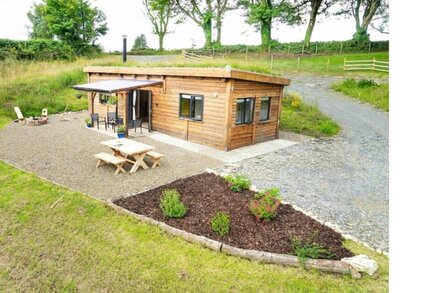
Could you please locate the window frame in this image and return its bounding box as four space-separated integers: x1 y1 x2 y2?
235 97 255 125
178 93 204 121
259 96 271 122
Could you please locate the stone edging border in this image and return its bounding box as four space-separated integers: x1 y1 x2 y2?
106 199 365 278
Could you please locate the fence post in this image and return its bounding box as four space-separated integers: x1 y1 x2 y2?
270 55 274 70
315 44 318 54
343 58 346 71
373 57 376 70
245 47 248 61
327 58 330 73
212 47 215 56
302 45 305 55
368 42 371 53
340 43 343 54
268 45 271 58
288 45 291 54
297 57 300 72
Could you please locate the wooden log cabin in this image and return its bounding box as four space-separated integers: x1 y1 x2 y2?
74 66 290 151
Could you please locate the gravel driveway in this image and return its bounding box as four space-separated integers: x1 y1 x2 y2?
0 112 223 201
225 75 389 251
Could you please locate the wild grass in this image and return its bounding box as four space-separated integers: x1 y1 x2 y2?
280 92 340 137
0 161 388 291
0 56 127 123
332 78 389 112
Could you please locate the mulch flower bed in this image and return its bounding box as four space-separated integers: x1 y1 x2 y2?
114 172 353 260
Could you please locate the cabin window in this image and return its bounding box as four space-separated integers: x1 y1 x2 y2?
179 94 203 121
99 94 110 104
260 97 271 121
236 98 255 125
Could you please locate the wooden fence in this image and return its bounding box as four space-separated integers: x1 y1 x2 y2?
182 50 213 62
343 58 389 72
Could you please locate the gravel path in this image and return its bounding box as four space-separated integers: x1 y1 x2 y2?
0 112 223 201
223 75 389 251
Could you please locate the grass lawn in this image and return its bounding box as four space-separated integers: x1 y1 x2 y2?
332 79 389 112
281 93 340 137
0 161 388 291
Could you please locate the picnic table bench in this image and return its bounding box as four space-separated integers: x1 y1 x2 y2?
95 152 127 175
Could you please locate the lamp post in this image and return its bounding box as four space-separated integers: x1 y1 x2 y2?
122 35 127 63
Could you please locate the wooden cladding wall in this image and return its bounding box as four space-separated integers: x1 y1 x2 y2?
153 76 228 149
228 80 283 150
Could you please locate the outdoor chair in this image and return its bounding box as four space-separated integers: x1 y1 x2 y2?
91 113 106 130
106 112 117 130
131 119 143 134
13 106 25 123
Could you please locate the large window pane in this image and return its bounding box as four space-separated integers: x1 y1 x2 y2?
236 98 254 125
260 97 271 121
179 94 191 118
236 99 245 124
193 96 203 120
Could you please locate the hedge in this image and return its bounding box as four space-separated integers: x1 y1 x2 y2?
0 39 75 61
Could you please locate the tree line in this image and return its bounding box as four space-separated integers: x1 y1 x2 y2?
142 0 388 51
26 0 388 54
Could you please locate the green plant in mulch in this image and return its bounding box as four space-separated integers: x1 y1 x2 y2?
224 174 251 192
249 187 281 222
291 237 334 268
159 189 187 218
211 212 230 236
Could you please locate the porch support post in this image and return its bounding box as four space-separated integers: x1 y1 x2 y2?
89 92 97 114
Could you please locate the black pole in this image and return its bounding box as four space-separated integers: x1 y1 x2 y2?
122 35 127 63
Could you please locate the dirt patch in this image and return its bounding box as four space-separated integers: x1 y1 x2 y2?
114 172 353 260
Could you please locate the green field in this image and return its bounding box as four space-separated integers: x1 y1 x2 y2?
332 79 389 112
0 161 388 291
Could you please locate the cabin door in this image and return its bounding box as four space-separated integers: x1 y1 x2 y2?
128 90 152 132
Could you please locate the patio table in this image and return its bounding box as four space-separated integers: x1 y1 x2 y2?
101 138 155 173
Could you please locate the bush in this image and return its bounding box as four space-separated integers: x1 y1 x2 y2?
357 79 378 88
0 39 74 61
211 212 230 236
291 237 334 267
224 174 251 192
249 189 281 222
159 189 187 218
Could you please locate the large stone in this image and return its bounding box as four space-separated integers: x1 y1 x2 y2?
341 254 378 276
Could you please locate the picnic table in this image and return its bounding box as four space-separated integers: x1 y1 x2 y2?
101 138 155 173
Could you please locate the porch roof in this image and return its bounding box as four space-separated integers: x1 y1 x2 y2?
72 79 162 94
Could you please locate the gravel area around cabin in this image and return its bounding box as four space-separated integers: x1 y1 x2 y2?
219 75 389 252
0 112 223 200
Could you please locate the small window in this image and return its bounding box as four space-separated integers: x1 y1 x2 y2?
179 94 203 121
99 94 109 104
236 98 255 125
260 97 271 122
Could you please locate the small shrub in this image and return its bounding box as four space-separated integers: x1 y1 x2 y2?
317 120 339 135
357 79 378 88
291 237 334 267
224 174 251 192
211 212 230 236
249 188 281 222
159 189 187 218
290 93 303 109
255 187 281 201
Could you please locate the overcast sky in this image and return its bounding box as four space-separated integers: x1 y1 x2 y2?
0 0 388 51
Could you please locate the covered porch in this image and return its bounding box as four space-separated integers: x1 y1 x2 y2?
73 79 163 134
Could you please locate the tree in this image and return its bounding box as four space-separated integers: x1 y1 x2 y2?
143 0 176 51
133 34 148 50
44 0 108 53
337 0 387 42
239 0 304 51
176 0 215 48
303 0 336 48
27 3 53 39
213 0 235 44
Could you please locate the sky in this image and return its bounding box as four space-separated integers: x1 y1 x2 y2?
0 0 388 51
